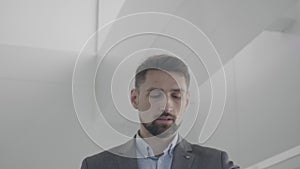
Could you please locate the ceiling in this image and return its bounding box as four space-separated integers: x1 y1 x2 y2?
0 0 298 56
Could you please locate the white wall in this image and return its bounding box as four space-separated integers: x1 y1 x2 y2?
0 45 99 169
234 30 300 168
1 1 300 169
187 2 300 168
0 0 97 52
0 1 99 168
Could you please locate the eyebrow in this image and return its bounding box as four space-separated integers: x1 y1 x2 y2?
146 87 185 93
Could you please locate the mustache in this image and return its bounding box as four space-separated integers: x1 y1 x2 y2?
154 111 176 120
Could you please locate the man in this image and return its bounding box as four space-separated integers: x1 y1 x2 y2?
81 55 239 169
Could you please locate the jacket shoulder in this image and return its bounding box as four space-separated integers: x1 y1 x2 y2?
81 140 136 169
188 143 239 169
191 144 225 155
81 150 118 169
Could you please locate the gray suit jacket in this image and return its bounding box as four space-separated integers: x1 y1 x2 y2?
81 137 239 169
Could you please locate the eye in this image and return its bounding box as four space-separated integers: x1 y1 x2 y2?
172 93 182 100
149 90 164 99
150 94 163 99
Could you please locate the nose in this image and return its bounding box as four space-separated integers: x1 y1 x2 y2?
164 95 174 113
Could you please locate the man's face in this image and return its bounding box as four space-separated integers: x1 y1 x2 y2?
131 70 189 137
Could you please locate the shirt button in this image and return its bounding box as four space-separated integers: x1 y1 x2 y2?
184 155 190 159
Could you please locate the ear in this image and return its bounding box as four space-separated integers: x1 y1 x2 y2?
130 89 139 109
185 91 190 110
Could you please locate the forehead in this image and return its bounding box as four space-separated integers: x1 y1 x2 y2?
141 70 187 90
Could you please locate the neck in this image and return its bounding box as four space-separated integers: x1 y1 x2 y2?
139 126 176 156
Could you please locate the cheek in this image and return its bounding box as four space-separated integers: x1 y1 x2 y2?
149 97 167 110
138 98 151 111
138 97 165 123
139 95 167 111
175 108 186 124
175 100 188 117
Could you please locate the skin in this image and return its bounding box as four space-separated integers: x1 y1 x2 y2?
130 70 189 155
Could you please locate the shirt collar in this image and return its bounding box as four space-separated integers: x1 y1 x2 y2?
135 132 179 158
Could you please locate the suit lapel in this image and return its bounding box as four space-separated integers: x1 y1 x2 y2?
171 139 195 169
115 139 139 169
114 135 195 169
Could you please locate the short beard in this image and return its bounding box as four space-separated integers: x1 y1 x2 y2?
141 112 179 138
